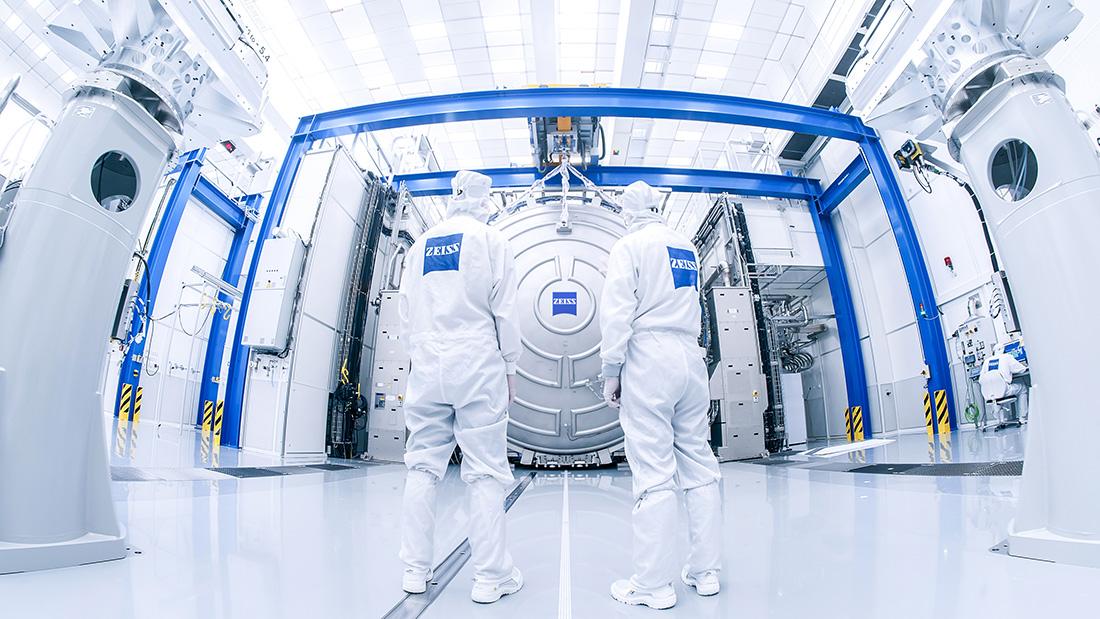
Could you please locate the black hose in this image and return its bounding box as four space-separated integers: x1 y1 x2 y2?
929 165 1021 327
956 176 1001 272
133 251 152 309
131 251 155 361
597 122 607 162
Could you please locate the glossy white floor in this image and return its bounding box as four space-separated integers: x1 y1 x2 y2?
1 422 1095 618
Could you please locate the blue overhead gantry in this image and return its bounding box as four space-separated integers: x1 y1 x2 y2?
114 148 260 432
220 87 958 447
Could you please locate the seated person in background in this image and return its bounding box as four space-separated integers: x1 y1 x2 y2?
978 352 1028 423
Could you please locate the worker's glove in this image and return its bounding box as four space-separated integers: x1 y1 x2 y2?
603 376 621 409
506 374 517 404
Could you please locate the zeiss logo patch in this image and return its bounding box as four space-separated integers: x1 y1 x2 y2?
552 292 578 316
989 359 1000 371
423 233 463 274
667 246 698 289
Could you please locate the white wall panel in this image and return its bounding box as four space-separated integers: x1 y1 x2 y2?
300 195 358 329
141 201 234 427
819 347 848 438
292 316 338 391
805 117 1009 436
864 232 915 335
280 151 334 242
242 148 369 458
885 324 924 384
742 200 823 267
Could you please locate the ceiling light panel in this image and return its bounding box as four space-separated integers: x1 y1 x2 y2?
487 29 523 46
402 0 444 24
334 4 372 34
559 0 597 15
301 13 343 44
490 58 525 72
409 22 448 40
651 15 674 32
679 1 716 21
324 0 361 11
707 21 744 41
345 32 380 51
482 0 521 14
483 14 522 32
414 37 451 54
420 51 457 67
424 64 459 79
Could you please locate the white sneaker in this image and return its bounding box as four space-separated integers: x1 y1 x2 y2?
471 567 524 604
402 568 432 594
681 568 720 596
610 578 677 610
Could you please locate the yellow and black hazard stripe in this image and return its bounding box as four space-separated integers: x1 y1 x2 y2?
935 389 950 436
844 407 853 442
923 392 935 439
201 400 213 463
938 432 952 463
851 406 864 442
115 384 133 456
129 387 143 456
118 384 133 423
213 400 224 448
132 387 143 424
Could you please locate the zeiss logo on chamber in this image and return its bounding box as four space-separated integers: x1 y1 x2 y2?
667 246 698 289
552 292 578 316
423 233 463 274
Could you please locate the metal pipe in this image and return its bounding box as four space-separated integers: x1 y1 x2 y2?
0 74 18 117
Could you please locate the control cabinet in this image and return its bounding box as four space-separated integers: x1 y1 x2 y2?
366 291 409 462
241 235 306 351
956 314 997 379
706 287 768 461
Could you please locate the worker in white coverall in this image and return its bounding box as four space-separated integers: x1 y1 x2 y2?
978 352 1029 425
397 170 524 604
599 181 724 610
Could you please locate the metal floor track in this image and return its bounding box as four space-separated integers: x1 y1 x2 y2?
746 457 1024 477
382 472 537 619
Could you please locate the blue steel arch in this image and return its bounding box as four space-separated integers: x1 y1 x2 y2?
221 87 959 446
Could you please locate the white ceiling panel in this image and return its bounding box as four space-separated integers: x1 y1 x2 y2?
5 0 850 165
679 2 716 22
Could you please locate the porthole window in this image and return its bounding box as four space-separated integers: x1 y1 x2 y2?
989 139 1038 202
91 151 139 212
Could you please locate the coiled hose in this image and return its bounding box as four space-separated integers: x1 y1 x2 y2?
781 350 815 373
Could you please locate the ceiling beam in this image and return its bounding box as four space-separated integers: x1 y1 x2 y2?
530 0 557 84
394 165 822 201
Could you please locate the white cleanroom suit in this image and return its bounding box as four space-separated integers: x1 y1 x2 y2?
978 352 1029 421
398 170 524 604
599 181 724 609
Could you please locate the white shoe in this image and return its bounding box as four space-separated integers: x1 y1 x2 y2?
471 567 524 604
681 568 720 596
402 568 432 594
610 578 677 610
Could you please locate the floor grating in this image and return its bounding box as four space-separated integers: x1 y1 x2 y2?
112 461 370 482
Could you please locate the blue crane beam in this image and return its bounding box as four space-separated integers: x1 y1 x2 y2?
394 166 822 201
297 87 875 143
223 87 964 445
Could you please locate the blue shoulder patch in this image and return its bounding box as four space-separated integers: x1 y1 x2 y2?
989 359 1000 371
423 233 463 274
552 291 578 316
667 246 698 289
